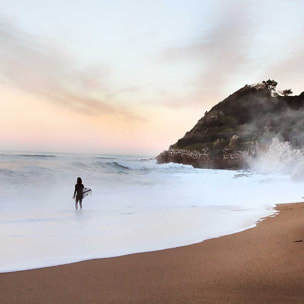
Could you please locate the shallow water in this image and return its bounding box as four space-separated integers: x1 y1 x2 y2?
0 145 303 272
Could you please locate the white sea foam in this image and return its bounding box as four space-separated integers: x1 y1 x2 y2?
247 137 304 180
0 148 303 273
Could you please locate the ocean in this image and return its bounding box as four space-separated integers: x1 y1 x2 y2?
0 140 303 273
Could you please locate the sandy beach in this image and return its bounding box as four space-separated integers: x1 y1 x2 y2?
1 202 304 303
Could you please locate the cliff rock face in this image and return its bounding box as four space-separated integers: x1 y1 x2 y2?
157 81 304 169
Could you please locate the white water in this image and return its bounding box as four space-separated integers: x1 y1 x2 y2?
0 140 303 273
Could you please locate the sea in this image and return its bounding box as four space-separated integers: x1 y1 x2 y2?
0 138 304 273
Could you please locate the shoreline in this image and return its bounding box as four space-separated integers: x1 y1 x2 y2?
1 202 304 303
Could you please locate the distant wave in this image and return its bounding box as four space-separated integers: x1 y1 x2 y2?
106 162 130 170
17 154 57 158
0 168 14 175
0 153 56 159
71 161 131 171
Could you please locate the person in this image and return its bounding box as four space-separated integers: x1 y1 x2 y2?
73 177 84 210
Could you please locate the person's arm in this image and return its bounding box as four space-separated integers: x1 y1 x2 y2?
73 185 76 199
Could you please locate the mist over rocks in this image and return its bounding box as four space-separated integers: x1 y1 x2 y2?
157 80 304 169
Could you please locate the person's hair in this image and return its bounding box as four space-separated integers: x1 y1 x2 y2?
77 177 82 184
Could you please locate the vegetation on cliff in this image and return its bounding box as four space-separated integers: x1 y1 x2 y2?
158 80 304 169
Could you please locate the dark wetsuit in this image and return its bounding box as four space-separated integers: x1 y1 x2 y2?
74 183 84 203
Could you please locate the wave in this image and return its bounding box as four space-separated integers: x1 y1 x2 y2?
247 137 304 180
106 162 130 170
0 169 17 182
0 153 57 159
17 154 57 158
0 168 14 174
71 161 131 172
91 161 130 170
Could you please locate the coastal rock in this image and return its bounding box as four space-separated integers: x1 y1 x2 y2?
157 80 304 169
157 149 246 169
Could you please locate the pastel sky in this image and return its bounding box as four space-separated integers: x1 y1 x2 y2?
1 0 304 155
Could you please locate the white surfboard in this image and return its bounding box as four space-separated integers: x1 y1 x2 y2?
83 187 92 198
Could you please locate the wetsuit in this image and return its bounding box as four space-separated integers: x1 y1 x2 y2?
74 183 84 209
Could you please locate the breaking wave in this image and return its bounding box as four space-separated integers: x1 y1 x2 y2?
106 161 130 170
247 137 304 179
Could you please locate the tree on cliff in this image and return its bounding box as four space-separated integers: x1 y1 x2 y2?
282 89 293 96
262 79 278 92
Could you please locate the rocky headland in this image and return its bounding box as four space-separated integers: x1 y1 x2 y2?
157 80 304 169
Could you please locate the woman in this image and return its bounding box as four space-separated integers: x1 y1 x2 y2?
73 177 84 210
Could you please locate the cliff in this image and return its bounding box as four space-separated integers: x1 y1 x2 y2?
157 80 304 169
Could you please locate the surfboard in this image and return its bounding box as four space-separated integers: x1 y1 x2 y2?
83 187 92 198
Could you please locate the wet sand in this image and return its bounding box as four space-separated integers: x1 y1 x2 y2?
1 202 304 303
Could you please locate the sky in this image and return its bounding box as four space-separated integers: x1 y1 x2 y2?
0 0 304 155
